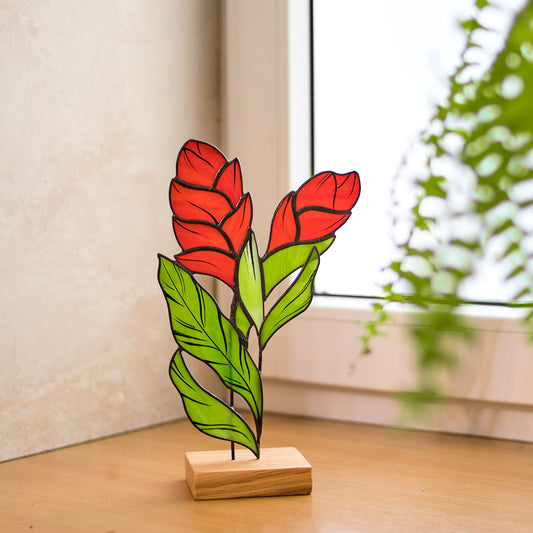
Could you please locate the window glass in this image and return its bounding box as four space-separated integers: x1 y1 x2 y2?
311 0 520 301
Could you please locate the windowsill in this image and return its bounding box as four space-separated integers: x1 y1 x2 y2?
2 413 532 532
312 294 529 323
262 302 533 426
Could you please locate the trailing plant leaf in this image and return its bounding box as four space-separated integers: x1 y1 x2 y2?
360 302 390 356
365 0 533 406
169 350 258 457
158 255 263 424
411 310 474 371
260 247 320 349
397 386 445 415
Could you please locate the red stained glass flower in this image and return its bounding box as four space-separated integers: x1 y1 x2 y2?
266 171 361 254
170 140 252 286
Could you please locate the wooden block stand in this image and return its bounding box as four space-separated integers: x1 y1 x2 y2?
185 447 312 500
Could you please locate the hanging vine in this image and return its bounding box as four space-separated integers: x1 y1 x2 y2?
363 0 533 402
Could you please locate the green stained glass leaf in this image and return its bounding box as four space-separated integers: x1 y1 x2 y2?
262 237 334 297
260 247 320 349
237 232 264 330
169 350 258 457
235 304 252 338
158 255 263 423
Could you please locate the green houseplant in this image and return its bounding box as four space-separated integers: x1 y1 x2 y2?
363 0 533 402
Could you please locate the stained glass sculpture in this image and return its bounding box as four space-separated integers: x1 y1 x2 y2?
158 140 360 499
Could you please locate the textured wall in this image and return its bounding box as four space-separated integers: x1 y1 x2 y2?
0 0 220 461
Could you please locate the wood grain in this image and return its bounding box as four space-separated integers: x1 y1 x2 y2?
1 414 533 532
185 447 312 499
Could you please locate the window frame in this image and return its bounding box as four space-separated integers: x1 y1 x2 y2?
220 0 533 441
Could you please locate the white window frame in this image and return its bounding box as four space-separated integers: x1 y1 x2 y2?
220 0 533 441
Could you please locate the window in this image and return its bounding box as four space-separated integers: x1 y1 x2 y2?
221 0 533 441
312 0 527 303
312 0 475 298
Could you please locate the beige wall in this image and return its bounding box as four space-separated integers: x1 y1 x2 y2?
0 0 220 461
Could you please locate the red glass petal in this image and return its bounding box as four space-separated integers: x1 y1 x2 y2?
215 159 243 206
298 209 350 241
173 218 231 252
176 140 227 187
331 171 361 211
266 194 297 253
296 172 336 210
221 193 252 254
296 171 360 211
170 180 232 224
175 249 236 287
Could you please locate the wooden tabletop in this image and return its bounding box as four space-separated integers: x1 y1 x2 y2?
1 414 532 532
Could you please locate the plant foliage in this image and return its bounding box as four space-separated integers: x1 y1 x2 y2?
364 0 533 398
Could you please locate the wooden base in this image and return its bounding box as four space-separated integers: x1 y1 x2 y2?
184 447 312 500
